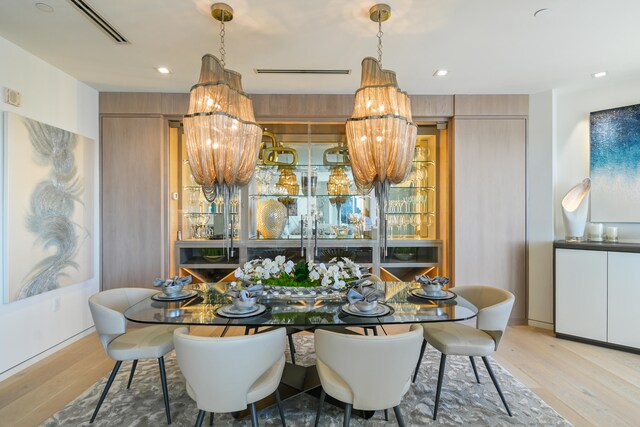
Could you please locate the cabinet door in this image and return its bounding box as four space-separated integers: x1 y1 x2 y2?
102 117 165 290
608 252 640 348
453 118 526 319
555 249 607 341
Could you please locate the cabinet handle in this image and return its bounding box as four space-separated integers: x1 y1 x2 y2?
384 216 388 258
300 218 305 258
314 217 318 258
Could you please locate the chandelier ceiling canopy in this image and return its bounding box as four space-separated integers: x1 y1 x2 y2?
345 3 417 252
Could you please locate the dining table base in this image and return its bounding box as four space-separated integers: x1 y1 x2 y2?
234 362 375 420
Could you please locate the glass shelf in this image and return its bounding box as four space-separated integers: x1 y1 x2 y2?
254 160 435 169
183 212 239 215
249 193 371 198
385 211 436 215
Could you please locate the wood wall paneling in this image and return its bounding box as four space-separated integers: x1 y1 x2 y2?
251 94 454 120
101 117 165 290
100 92 455 121
453 118 527 320
161 93 189 116
411 95 454 119
251 94 355 119
454 95 529 116
99 93 162 115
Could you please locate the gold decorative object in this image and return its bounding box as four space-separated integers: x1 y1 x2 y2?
183 3 261 254
327 165 351 219
276 166 299 206
261 131 299 166
345 3 417 253
257 199 288 239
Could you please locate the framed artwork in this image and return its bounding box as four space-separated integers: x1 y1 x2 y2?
1 112 95 303
590 103 640 222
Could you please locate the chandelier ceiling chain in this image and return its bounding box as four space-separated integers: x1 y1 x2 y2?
219 13 226 67
376 16 383 66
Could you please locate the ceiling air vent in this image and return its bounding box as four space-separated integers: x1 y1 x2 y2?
255 69 351 75
67 0 129 44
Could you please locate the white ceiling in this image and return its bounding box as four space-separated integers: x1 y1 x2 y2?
1 0 640 95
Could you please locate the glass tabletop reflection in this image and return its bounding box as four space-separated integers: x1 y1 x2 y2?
124 282 478 328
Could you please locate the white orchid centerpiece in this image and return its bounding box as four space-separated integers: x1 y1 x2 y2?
234 256 363 289
308 257 362 288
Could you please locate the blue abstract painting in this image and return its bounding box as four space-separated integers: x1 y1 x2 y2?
590 103 640 222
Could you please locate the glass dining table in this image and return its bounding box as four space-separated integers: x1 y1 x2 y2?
124 281 478 420
124 281 478 329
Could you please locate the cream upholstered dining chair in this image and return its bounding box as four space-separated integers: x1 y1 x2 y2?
413 285 515 419
88 287 180 424
245 273 385 364
173 327 287 427
314 325 423 427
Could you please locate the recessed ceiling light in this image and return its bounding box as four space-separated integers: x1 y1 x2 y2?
533 8 551 18
433 69 448 77
156 67 171 74
35 2 54 13
591 71 607 78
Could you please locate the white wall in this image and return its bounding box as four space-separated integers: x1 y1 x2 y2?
555 77 640 240
0 36 99 379
528 76 640 327
527 90 555 326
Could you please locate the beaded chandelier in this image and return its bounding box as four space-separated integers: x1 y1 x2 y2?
183 3 261 252
345 3 417 252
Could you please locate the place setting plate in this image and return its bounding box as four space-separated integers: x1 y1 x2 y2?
409 288 456 301
216 304 267 318
340 303 392 317
151 289 199 301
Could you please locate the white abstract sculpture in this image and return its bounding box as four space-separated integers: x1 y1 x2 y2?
562 178 591 241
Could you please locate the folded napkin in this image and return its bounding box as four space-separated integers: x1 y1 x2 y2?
347 286 385 305
226 284 263 300
153 275 192 288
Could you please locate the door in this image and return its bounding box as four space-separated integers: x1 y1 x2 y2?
453 118 526 320
102 116 165 290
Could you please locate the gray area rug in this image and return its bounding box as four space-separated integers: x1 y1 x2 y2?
43 335 571 426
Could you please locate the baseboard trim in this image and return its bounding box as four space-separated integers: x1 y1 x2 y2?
555 333 640 355
0 326 95 382
528 319 553 330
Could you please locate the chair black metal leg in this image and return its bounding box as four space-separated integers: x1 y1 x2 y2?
343 403 352 427
90 360 122 423
195 409 205 427
244 326 251 335
158 356 172 424
288 333 296 365
481 356 512 416
250 402 259 427
433 353 447 420
314 388 325 427
393 405 406 427
209 411 214 426
364 328 369 336
372 326 378 336
275 388 286 427
127 360 138 389
470 356 481 383
413 339 427 383
384 409 389 420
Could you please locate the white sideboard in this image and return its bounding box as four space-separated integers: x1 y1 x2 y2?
554 241 640 353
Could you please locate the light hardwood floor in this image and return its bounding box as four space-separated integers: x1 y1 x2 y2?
1 325 639 427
